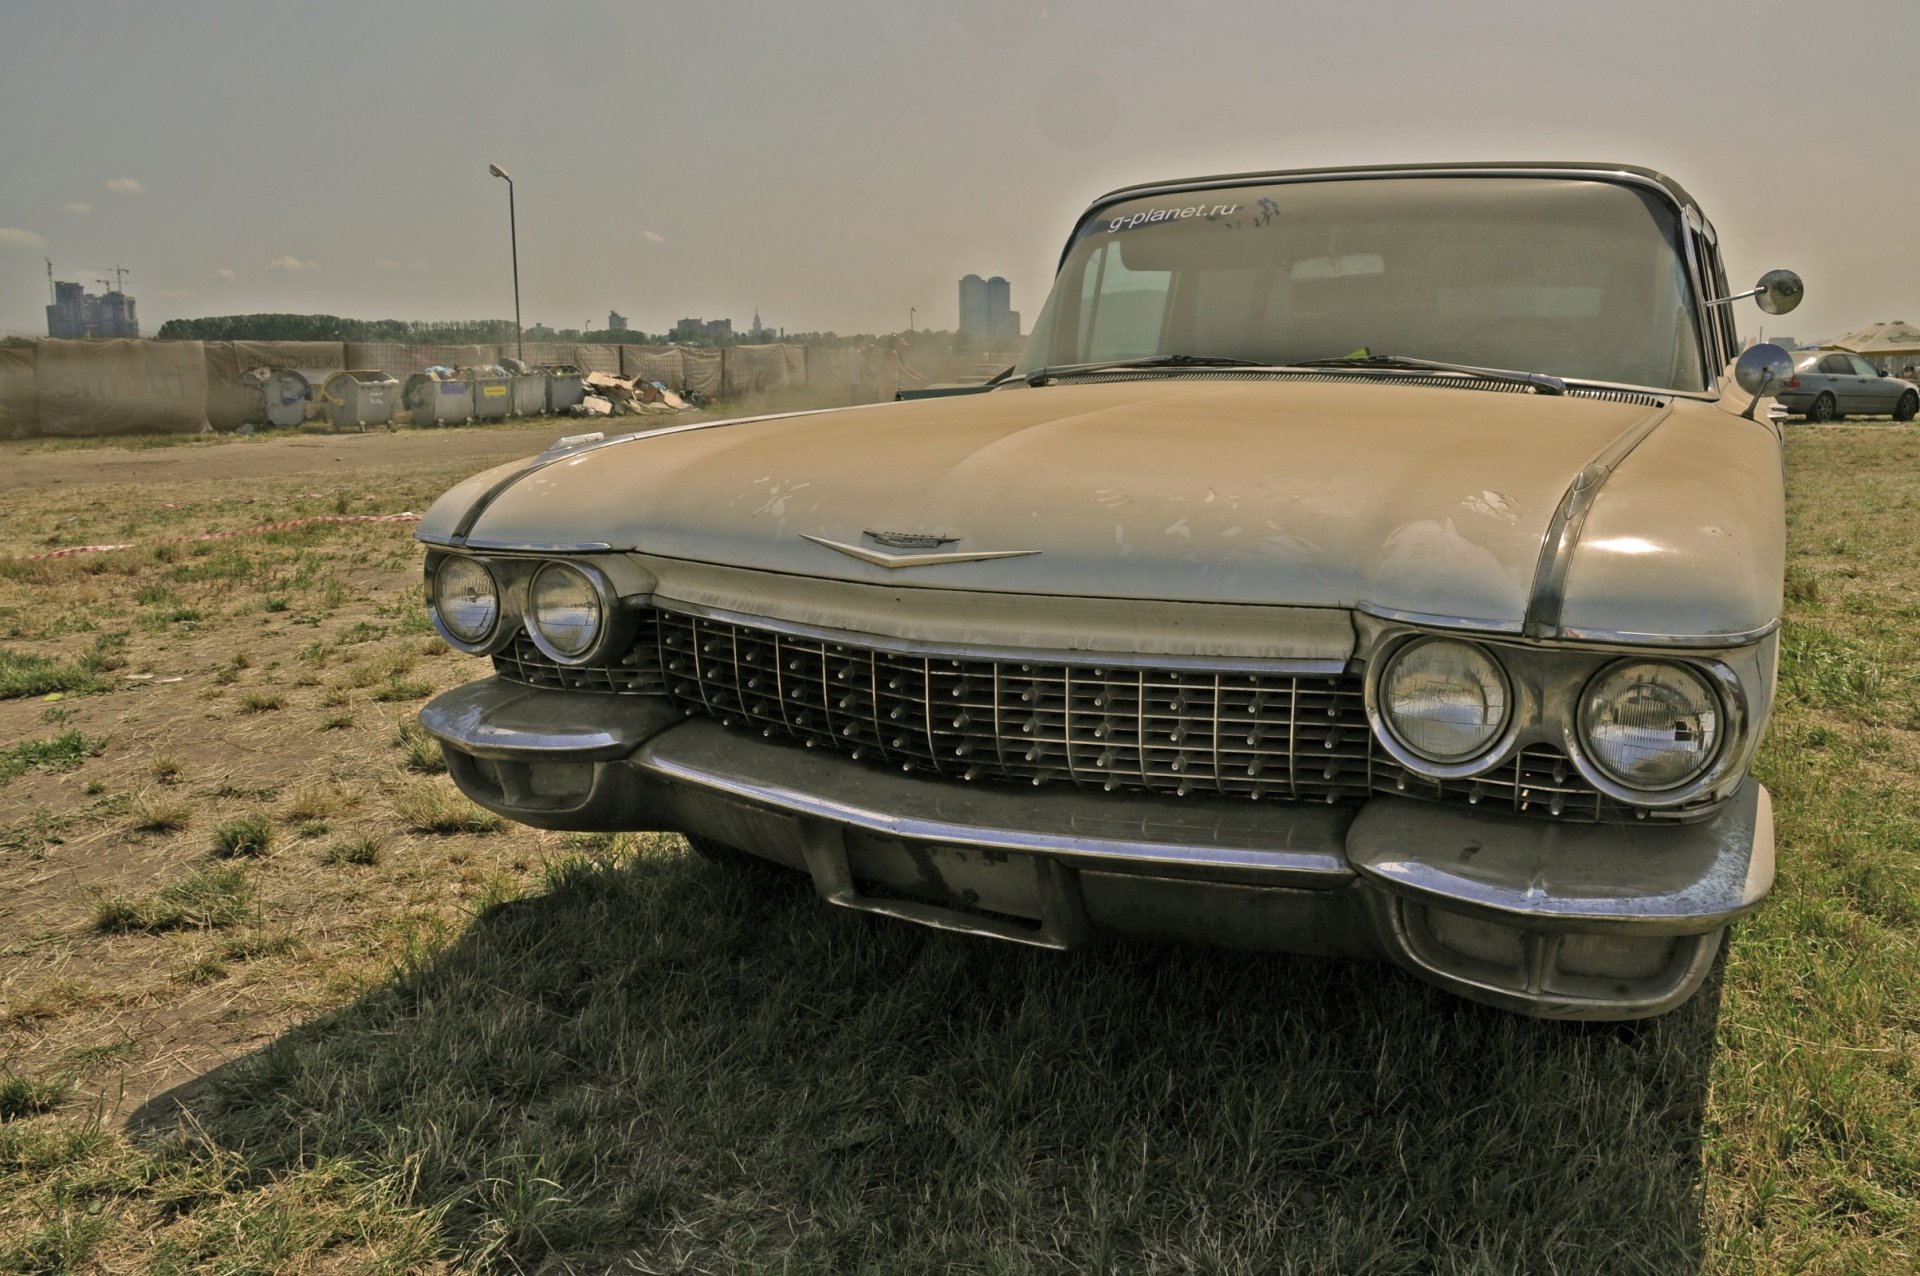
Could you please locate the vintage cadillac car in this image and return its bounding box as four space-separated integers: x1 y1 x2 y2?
417 163 1803 1020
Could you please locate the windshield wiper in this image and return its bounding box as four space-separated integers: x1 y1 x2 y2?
1025 354 1268 387
1290 353 1566 395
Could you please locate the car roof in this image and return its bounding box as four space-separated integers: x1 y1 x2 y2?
1087 162 1702 216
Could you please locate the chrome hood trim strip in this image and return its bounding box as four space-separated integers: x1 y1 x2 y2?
1523 403 1673 641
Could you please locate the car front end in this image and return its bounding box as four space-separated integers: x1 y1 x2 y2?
417 163 1793 1020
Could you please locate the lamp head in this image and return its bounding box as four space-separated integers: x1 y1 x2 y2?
488 163 509 180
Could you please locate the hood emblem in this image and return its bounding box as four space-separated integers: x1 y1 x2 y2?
801 532 1042 569
866 530 958 550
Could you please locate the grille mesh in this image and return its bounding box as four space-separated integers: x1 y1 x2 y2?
492 622 667 696
492 607 1691 823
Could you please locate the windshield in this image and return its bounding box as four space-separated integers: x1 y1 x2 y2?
1015 176 1708 392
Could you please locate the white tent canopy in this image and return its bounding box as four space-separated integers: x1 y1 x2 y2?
1826 321 1920 359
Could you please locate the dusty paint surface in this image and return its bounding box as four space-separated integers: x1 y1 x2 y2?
426 378 1783 639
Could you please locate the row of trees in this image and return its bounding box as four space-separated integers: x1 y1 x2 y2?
154 315 521 343
146 314 1012 357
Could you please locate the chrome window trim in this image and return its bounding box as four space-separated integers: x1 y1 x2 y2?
1562 658 1749 809
1056 165 1721 398
654 597 1349 675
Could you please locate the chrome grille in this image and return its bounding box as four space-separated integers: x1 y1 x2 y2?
492 607 1699 822
491 619 667 696
658 609 1369 801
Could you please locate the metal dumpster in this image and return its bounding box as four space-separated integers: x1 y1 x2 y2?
403 370 474 426
509 370 547 417
463 365 512 420
319 370 399 430
543 364 586 413
237 367 312 428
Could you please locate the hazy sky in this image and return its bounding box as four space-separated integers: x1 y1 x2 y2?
2 0 1914 344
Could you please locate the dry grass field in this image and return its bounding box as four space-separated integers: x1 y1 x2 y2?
0 419 1916 1273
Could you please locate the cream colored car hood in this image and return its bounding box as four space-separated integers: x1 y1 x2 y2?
436 379 1782 639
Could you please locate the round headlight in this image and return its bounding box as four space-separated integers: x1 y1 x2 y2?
529 562 603 660
1379 638 1510 764
1579 661 1720 790
432 557 499 646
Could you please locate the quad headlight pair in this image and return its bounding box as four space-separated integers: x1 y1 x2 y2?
1375 636 1723 794
429 556 608 663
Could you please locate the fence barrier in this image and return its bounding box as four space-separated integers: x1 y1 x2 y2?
1 339 1023 438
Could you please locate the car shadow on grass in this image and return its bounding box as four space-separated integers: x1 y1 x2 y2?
132 846 1721 1274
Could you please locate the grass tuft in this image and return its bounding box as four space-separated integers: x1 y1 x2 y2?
0 731 106 783
0 648 109 699
281 786 340 823
93 866 251 932
395 720 445 773
0 1074 71 1122
325 835 383 866
211 814 273 859
394 783 503 835
131 790 192 833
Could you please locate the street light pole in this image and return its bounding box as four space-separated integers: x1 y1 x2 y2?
487 163 522 362
909 306 915 335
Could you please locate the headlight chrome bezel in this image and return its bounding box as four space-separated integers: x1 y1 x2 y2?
1566 657 1740 805
525 559 630 666
1365 635 1517 778
428 554 512 655
1361 620 1756 807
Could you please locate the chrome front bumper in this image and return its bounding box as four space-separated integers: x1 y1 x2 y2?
422 679 1774 1020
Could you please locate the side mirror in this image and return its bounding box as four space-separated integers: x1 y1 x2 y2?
1707 269 1804 316
1754 269 1805 316
1733 342 1794 421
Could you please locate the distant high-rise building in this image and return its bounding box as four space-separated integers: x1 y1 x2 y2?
608 310 628 332
671 317 734 341
958 274 1016 342
749 308 770 339
45 279 139 339
986 276 1012 340
958 274 988 339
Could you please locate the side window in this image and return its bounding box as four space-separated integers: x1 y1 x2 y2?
1819 355 1852 375
1703 239 1738 367
1848 355 1881 378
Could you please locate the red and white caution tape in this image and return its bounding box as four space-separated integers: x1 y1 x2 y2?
14 512 421 561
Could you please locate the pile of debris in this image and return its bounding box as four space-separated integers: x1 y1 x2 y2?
571 371 692 418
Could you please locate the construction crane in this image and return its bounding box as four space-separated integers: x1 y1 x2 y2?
83 265 132 294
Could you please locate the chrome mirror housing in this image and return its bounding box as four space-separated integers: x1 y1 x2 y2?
1733 342 1794 420
1707 269 1804 315
1753 269 1804 316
